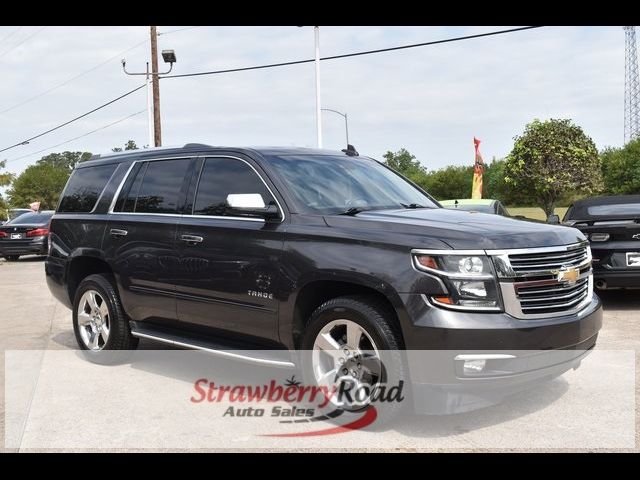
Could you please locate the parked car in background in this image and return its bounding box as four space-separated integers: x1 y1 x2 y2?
0 210 53 261
562 195 640 290
8 208 34 221
440 198 511 216
1 208 34 225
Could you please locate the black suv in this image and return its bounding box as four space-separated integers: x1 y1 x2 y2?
46 144 602 413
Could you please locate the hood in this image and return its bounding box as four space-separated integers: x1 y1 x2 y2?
324 208 586 250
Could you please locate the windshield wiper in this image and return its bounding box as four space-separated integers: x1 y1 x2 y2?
400 203 426 209
339 207 369 216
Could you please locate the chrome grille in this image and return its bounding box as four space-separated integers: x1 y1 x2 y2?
515 277 590 315
508 244 589 275
488 242 593 319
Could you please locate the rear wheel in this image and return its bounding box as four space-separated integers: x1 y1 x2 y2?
73 274 138 361
4 255 20 261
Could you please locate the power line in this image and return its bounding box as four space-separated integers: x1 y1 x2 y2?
5 110 146 164
0 84 146 155
0 26 23 46
162 26 543 80
0 26 47 59
0 38 148 115
0 26 543 156
158 26 202 36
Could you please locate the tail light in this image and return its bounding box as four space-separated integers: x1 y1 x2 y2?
0 230 7 238
26 228 49 237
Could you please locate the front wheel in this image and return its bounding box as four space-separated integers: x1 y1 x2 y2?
300 295 406 424
72 274 138 361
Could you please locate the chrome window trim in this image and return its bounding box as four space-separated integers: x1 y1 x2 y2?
106 154 285 223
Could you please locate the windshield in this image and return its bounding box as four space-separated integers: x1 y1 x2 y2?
444 204 494 213
6 212 53 225
264 155 438 215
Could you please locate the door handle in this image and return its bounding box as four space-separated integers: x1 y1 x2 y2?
180 234 203 244
110 229 128 237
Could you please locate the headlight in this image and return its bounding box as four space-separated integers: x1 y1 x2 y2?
413 252 501 311
589 233 610 242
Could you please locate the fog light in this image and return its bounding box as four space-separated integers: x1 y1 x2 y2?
463 359 486 374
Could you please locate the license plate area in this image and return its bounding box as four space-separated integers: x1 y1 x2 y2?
627 252 640 267
10 233 23 240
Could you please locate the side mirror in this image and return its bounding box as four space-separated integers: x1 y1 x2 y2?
547 214 560 224
226 194 280 220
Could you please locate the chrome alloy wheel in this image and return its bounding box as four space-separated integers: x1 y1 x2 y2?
77 290 110 351
312 319 382 409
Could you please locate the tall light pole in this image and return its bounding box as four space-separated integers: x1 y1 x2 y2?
314 26 323 148
321 108 349 146
122 27 177 147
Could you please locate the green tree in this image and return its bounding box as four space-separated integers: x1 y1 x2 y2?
382 148 428 185
504 119 603 216
0 159 15 188
112 140 139 152
37 151 91 171
600 138 640 195
7 163 70 210
421 165 473 200
483 158 533 205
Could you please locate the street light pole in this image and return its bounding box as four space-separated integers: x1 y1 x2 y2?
321 108 349 146
314 26 323 148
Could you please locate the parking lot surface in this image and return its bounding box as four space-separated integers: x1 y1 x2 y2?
1 256 638 451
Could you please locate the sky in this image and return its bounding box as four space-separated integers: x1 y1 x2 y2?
0 25 629 178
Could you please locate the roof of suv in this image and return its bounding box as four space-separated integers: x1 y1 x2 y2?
80 144 354 167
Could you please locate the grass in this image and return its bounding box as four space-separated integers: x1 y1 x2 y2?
508 206 568 221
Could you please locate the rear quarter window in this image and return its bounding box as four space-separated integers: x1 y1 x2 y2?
58 164 117 213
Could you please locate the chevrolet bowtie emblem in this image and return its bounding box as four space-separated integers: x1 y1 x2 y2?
556 267 580 284
633 233 640 240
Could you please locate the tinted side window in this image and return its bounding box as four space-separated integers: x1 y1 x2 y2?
58 164 117 212
127 159 191 214
193 158 275 217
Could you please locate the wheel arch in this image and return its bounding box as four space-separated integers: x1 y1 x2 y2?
283 274 409 350
66 251 113 305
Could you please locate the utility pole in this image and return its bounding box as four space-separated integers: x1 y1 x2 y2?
150 26 162 147
121 30 176 148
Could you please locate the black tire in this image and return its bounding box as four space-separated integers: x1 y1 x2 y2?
300 295 407 427
72 273 138 363
4 255 20 261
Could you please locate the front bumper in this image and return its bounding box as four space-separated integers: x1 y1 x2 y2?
0 236 47 257
398 294 602 414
